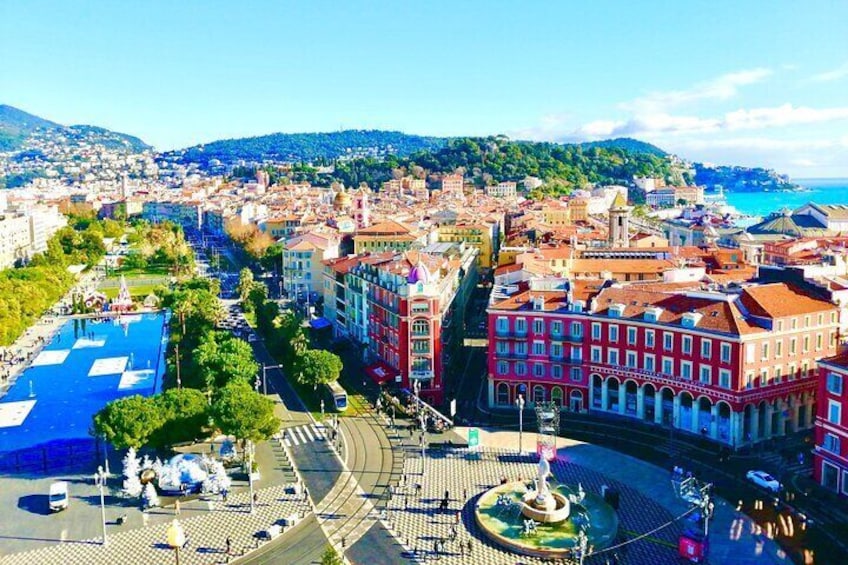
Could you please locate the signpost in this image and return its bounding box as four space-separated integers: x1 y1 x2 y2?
468 428 480 451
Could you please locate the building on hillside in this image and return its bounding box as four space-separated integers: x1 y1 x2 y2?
542 202 571 228
674 186 705 205
440 174 464 196
486 181 517 199
352 187 371 229
486 280 836 447
646 188 677 208
814 353 848 497
143 201 203 231
261 215 302 239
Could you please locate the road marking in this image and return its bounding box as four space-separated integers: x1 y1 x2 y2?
301 426 314 442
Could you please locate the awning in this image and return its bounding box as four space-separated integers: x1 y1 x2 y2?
309 317 332 330
365 361 397 385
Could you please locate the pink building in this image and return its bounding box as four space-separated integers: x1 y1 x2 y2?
813 353 848 496
487 280 837 447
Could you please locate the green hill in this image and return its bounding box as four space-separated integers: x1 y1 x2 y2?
578 137 667 157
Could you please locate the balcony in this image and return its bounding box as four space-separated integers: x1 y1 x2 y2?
565 334 584 344
494 350 528 359
494 329 528 339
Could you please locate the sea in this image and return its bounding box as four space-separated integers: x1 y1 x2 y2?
723 178 848 218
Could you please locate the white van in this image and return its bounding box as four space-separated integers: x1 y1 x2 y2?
48 481 69 512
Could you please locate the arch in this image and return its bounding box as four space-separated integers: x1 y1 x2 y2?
591 374 603 409
411 319 429 336
606 378 620 412
496 382 510 406
569 389 584 412
696 396 712 437
679 391 694 431
551 386 563 407
716 401 732 443
532 384 546 404
642 383 657 422
660 386 675 426
743 403 754 443
624 380 638 415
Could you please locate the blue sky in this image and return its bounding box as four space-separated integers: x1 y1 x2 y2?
2 1 847 176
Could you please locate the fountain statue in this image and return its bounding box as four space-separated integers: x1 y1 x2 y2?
520 457 570 523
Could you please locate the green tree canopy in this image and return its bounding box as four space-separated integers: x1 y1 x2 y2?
93 395 163 450
237 267 254 303
211 380 280 443
193 331 259 391
296 349 343 389
320 546 344 565
150 388 209 447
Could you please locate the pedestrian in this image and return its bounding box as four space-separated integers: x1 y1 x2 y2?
455 511 460 525
253 492 259 506
304 488 309 502
404 497 409 509
222 489 229 503
225 536 232 555
467 539 473 555
174 499 180 515
463 488 467 501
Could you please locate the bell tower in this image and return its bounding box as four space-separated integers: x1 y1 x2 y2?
608 191 631 248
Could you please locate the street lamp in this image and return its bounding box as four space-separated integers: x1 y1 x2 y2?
420 413 427 477
166 519 186 565
94 465 108 546
246 440 256 514
515 394 525 455
262 364 284 396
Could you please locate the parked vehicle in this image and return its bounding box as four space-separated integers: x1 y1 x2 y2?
48 481 69 512
745 470 781 493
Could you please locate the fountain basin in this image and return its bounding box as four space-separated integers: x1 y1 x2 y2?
521 490 571 523
475 481 618 559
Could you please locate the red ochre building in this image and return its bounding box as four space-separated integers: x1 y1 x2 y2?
487 279 838 447
813 353 848 496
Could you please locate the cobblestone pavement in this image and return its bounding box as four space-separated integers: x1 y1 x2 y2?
0 482 311 565
375 428 789 564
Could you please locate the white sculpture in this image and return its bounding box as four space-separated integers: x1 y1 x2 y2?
535 457 551 506
122 448 143 498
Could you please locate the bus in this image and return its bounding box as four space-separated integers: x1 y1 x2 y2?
325 381 348 412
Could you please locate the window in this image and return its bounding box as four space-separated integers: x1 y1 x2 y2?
789 363 797 381
720 343 731 363
745 344 755 363
791 318 797 330
789 338 797 355
607 349 619 366
626 351 637 368
496 341 508 354
644 354 655 373
818 313 824 326
827 373 844 395
719 369 731 389
828 400 842 425
590 346 602 363
533 385 546 404
412 320 429 336
701 339 712 359
570 367 582 382
533 341 545 356
803 336 810 353
774 366 782 383
534 363 545 377
591 323 601 340
515 362 527 376
609 325 619 343
699 365 711 384
816 333 823 350
533 318 544 335
823 433 841 454
775 340 782 358
805 315 811 328
497 361 508 375
744 372 753 390
681 361 692 380
515 342 528 356
645 330 655 348
551 321 563 337
682 336 692 355
496 317 508 333
550 343 563 358
496 383 510 405
760 368 768 387
662 357 673 375
761 342 769 360
516 318 527 334
571 346 582 362
663 332 673 351
627 327 637 345
831 331 837 348
777 320 783 331
570 322 582 337
552 365 563 379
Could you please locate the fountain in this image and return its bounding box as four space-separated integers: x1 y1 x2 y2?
475 458 618 559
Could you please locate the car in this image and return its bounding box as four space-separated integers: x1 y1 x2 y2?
746 470 781 492
49 481 69 512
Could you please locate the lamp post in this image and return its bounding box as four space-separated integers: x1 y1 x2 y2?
262 364 284 395
166 519 186 565
420 413 426 477
246 440 256 514
515 394 525 455
94 465 108 546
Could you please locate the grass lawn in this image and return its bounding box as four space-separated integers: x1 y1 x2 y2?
102 284 161 299
108 266 171 277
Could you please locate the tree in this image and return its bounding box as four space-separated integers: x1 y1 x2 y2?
150 388 209 447
320 546 344 565
211 380 280 443
122 448 143 498
93 395 163 450
237 267 254 303
193 332 259 391
296 349 343 389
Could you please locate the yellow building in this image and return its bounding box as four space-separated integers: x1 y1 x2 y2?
568 198 589 223
261 215 301 239
437 221 497 269
353 220 425 254
541 202 571 227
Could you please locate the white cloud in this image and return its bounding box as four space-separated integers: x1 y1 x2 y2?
724 104 848 130
624 68 772 112
510 113 572 141
811 62 848 82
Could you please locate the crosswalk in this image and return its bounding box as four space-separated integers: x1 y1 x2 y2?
279 423 328 447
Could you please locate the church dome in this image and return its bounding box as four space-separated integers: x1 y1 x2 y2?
407 262 431 284
334 189 352 210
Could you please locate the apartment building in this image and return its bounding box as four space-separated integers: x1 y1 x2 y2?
814 353 848 497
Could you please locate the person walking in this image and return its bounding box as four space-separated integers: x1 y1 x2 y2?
174 499 181 516
225 536 232 555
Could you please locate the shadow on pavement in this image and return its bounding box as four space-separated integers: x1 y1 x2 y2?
16 494 51 515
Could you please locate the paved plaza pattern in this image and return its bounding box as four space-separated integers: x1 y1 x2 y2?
0 483 311 565
371 429 791 565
